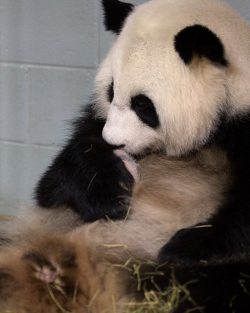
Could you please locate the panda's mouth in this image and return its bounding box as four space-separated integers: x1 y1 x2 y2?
126 146 166 161
110 142 165 161
115 146 142 161
114 149 139 182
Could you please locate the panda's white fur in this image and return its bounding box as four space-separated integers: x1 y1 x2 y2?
97 0 250 156
1 0 250 311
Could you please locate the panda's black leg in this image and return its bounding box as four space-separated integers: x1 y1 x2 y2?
35 103 135 222
159 198 250 265
159 115 250 265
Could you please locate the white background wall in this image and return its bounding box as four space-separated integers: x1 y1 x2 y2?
0 0 249 215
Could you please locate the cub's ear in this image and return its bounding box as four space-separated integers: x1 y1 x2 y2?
174 24 228 66
102 0 134 34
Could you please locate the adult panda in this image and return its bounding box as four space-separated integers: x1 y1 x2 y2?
98 1 250 311
36 0 250 264
8 0 249 311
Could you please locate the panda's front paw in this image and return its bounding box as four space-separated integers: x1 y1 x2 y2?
36 139 137 222
158 225 217 266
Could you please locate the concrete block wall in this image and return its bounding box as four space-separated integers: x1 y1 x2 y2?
0 0 249 215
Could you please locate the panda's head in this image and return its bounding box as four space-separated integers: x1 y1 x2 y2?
94 0 250 156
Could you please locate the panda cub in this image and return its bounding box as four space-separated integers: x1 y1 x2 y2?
1 0 250 312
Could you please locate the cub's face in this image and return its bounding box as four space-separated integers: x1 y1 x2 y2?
95 0 231 157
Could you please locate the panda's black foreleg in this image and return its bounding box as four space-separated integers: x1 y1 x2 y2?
35 103 135 222
159 114 250 265
159 198 250 266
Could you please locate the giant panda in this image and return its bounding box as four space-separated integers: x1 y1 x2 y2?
93 0 250 267
35 0 250 269
1 0 250 312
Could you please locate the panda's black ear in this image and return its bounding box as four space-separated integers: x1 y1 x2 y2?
102 0 134 34
174 25 228 67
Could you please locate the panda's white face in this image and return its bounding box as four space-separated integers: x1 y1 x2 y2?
95 0 250 156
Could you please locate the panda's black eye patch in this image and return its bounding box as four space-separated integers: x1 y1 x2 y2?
131 95 160 128
107 81 114 103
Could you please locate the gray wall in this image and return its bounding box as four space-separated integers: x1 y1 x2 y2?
0 0 249 214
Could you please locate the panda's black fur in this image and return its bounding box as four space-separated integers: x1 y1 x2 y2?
174 24 229 67
102 0 134 34
35 104 135 222
5 0 250 312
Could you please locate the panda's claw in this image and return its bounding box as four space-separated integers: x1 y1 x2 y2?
34 265 58 284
